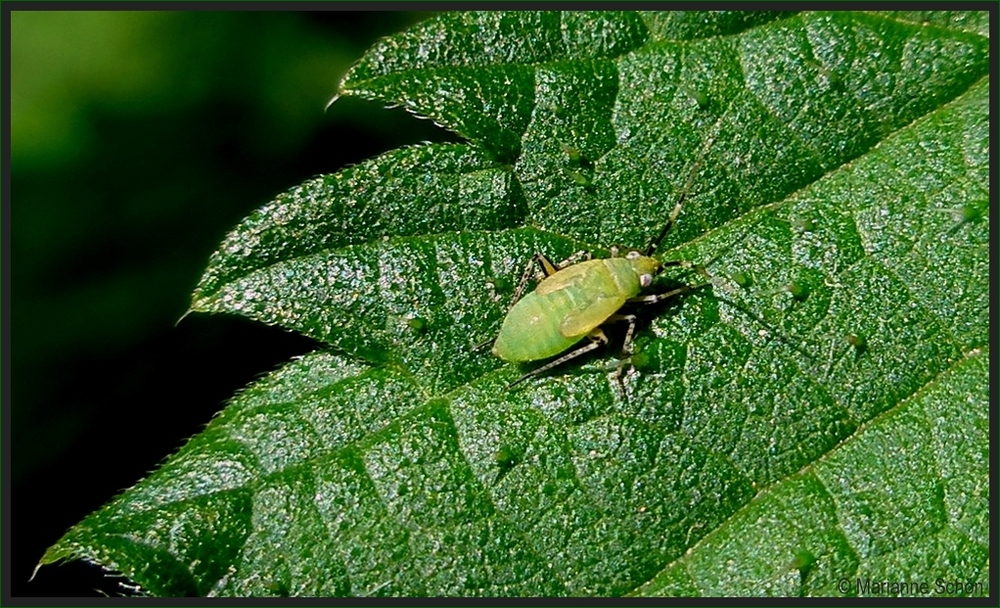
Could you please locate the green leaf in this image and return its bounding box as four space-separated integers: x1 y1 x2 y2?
633 348 990 597
42 11 989 597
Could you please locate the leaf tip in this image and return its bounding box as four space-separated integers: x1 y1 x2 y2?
175 307 195 327
324 92 341 113
34 543 74 581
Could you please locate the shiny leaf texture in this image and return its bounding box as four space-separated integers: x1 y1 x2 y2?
42 11 989 597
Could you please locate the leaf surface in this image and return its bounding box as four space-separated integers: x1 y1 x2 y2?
42 11 989 597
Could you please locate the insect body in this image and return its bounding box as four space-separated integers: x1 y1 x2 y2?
488 134 719 387
491 245 701 387
492 254 659 362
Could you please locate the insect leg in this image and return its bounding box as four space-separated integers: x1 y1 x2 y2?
601 314 639 391
508 329 609 388
472 337 498 352
510 250 593 310
600 314 638 357
508 253 560 309
555 250 592 269
626 281 711 306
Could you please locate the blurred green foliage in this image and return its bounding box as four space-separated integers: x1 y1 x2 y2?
11 10 429 477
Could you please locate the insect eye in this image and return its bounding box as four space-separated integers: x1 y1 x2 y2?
626 250 640 260
640 273 653 288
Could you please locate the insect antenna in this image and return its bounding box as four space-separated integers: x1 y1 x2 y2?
645 126 721 257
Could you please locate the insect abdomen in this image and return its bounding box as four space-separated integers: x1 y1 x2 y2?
492 289 583 362
492 258 643 362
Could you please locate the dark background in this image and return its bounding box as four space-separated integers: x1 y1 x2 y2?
8 10 460 597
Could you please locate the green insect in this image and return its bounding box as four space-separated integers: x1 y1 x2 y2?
489 160 712 388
